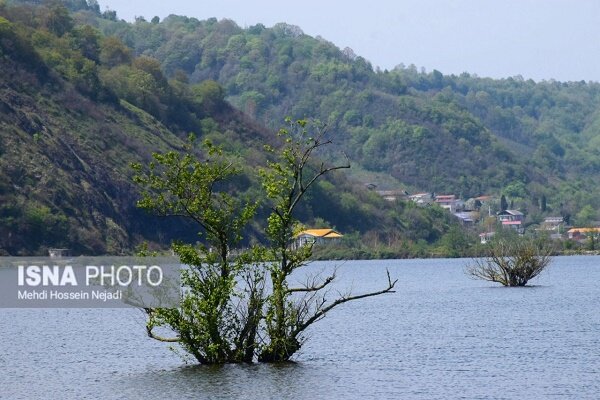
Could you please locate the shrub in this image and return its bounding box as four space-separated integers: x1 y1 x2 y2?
466 236 553 286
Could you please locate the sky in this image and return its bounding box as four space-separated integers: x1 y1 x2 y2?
99 0 600 82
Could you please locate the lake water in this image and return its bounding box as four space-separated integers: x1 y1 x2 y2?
1 256 599 399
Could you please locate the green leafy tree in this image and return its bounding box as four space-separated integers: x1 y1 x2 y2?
587 231 598 251
191 80 225 114
102 9 117 21
133 56 169 88
500 194 508 211
541 194 547 212
258 118 396 362
132 119 396 364
99 36 132 67
45 1 73 37
0 16 47 75
72 25 100 62
503 181 527 199
87 0 100 14
574 205 596 227
132 137 262 364
439 226 472 258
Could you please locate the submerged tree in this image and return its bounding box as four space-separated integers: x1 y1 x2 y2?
258 118 396 362
132 137 263 363
132 119 397 364
466 235 554 286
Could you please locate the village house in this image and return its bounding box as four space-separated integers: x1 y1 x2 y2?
540 217 564 238
409 193 434 206
497 209 525 234
465 195 494 211
567 227 600 241
473 195 493 203
48 248 70 258
292 228 343 250
453 211 477 226
435 194 463 213
376 190 409 202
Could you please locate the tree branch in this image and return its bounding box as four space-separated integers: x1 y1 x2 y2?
292 269 396 336
287 273 335 293
289 162 350 213
146 326 181 343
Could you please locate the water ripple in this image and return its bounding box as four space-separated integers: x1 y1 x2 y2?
1 256 599 399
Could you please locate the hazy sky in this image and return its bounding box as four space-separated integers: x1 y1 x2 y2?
99 0 600 82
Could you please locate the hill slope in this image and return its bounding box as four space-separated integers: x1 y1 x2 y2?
95 13 600 224
0 2 465 256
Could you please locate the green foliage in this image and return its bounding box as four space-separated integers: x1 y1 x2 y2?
4 1 600 259
71 24 100 62
503 181 528 199
133 138 257 251
257 118 395 362
99 36 131 67
258 119 331 361
438 226 476 258
133 118 394 364
92 14 600 212
0 200 69 255
133 138 261 363
191 80 225 113
0 15 47 75
574 205 597 227
0 3 209 255
500 195 508 211
45 1 73 37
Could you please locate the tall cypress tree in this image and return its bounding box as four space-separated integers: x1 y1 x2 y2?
500 195 508 211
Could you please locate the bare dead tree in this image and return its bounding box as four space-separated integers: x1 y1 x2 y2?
467 236 554 286
291 269 397 337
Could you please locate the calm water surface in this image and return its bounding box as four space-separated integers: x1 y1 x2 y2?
1 256 599 399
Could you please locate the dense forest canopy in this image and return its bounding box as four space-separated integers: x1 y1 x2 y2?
90 11 600 213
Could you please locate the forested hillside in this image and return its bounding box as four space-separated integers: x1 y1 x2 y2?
0 0 465 256
93 11 600 226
